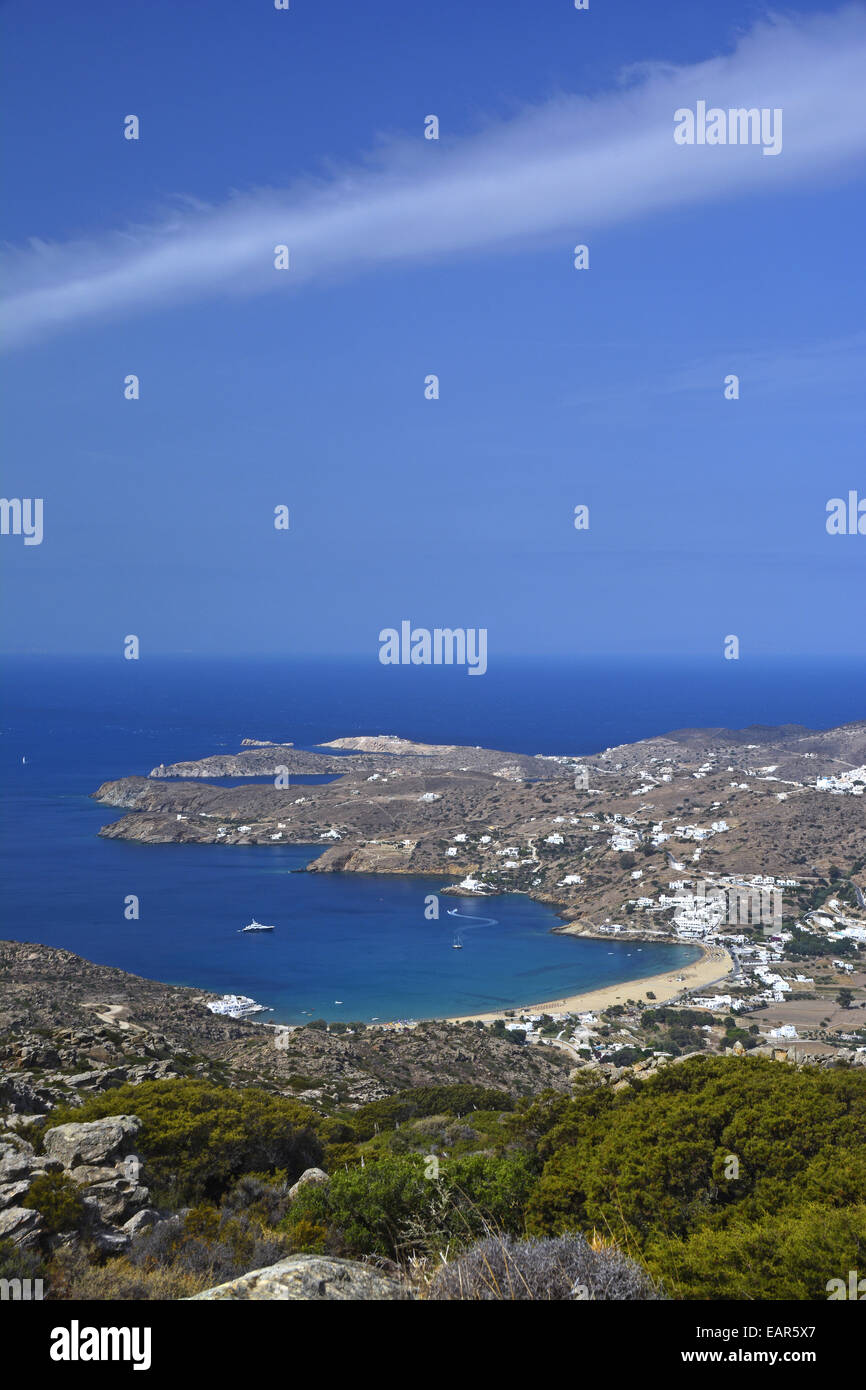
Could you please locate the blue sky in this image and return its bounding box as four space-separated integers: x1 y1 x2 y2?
2 0 864 658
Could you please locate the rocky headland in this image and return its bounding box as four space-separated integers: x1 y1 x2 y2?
92 722 866 934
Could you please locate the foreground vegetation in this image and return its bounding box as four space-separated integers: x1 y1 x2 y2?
6 1058 865 1299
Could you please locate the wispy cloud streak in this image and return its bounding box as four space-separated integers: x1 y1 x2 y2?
4 6 866 347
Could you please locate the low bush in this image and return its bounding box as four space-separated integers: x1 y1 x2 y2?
126 1208 289 1284
282 1151 538 1260
22 1172 86 1235
428 1233 662 1301
345 1085 514 1142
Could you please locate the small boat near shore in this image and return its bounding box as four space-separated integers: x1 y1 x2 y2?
240 919 275 933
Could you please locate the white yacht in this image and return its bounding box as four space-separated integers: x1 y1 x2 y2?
240 920 275 933
207 994 270 1017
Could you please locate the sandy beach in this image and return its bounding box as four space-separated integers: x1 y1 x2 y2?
447 940 733 1024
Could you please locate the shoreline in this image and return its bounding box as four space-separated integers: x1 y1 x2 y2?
256 936 735 1030
445 939 733 1024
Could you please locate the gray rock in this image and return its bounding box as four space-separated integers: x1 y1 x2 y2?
127 1062 178 1084
0 1205 43 1250
81 1180 150 1225
65 1070 126 1090
97 1234 131 1256
288 1166 329 1202
0 1180 32 1210
28 1157 64 1175
91 1230 130 1255
0 1134 34 1159
0 1078 53 1114
68 1162 129 1186
0 1150 33 1183
43 1115 141 1169
121 1208 160 1236
189 1255 414 1301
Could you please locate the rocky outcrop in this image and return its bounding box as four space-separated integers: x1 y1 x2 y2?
84 1179 150 1226
0 1115 151 1254
0 1134 63 1215
0 1074 57 1114
0 1180 31 1209
189 1255 415 1301
43 1116 141 1169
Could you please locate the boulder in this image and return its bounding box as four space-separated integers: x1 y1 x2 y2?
0 1077 53 1113
68 1162 132 1186
91 1230 129 1255
0 1143 34 1183
28 1157 65 1175
288 1166 329 1202
189 1255 414 1301
0 1180 32 1210
121 1208 160 1236
43 1116 141 1170
0 1205 42 1250
65 1070 127 1090
82 1179 150 1225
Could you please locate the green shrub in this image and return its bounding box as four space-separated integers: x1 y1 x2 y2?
524 1057 866 1261
40 1080 323 1205
649 1204 866 1301
0 1236 46 1284
282 1151 538 1260
127 1208 289 1283
344 1085 514 1142
22 1173 86 1235
283 1154 430 1258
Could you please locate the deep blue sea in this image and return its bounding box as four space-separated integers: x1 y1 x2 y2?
1 655 863 1022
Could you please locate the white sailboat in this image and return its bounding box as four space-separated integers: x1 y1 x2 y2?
452 934 463 950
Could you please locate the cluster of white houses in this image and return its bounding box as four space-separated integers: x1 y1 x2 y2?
606 814 730 853
815 766 866 795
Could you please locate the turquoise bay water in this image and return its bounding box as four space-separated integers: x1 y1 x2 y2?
82 844 701 1023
